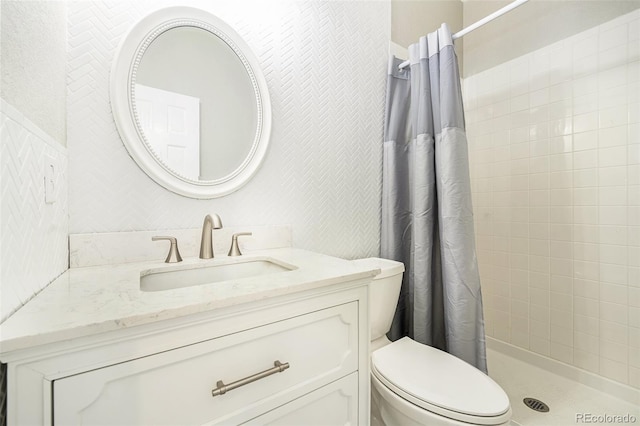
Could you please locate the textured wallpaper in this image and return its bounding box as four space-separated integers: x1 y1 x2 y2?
0 101 69 322
67 0 390 259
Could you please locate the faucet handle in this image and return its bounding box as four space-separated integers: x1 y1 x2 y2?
152 236 183 263
228 232 253 257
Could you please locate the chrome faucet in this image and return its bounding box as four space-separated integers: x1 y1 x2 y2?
199 213 223 259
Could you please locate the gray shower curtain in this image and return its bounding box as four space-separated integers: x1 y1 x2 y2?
381 24 487 373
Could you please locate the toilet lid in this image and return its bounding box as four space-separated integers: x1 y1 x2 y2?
371 337 510 423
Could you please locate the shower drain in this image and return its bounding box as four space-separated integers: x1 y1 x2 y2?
523 397 550 413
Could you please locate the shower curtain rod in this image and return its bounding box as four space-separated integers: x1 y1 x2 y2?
397 0 529 70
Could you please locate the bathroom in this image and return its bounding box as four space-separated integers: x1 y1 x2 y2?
0 0 638 424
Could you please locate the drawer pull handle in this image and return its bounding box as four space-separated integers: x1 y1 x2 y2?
211 360 290 397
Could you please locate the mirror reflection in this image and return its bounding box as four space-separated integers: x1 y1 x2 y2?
134 26 258 182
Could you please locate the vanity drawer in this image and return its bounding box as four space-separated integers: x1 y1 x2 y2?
53 302 358 425
242 372 359 426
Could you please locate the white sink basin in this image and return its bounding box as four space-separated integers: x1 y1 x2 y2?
140 257 296 292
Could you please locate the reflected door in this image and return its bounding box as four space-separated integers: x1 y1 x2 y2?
135 84 200 180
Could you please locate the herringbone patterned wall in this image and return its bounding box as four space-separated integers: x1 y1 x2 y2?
67 0 390 259
0 102 69 322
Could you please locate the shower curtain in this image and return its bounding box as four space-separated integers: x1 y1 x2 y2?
381 24 487 373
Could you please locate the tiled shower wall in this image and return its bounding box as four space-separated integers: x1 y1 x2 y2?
464 10 640 388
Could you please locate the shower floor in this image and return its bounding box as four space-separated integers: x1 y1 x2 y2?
487 348 640 426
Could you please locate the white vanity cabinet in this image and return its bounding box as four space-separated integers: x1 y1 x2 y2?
3 280 370 425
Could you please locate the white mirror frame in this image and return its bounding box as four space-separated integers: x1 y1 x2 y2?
111 7 271 199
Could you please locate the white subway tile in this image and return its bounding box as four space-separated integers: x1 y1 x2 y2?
511 253 529 270
530 272 550 290
550 153 573 171
550 170 573 188
599 53 628 78
598 146 628 167
600 263 629 286
573 187 597 205
599 225 628 245
551 241 573 260
574 34 598 59
630 306 640 328
529 239 550 256
550 223 573 241
529 105 549 124
549 117 573 137
629 246 640 266
551 324 573 344
599 125 628 148
574 260 600 281
573 93 599 115
575 313 600 335
510 126 529 144
573 54 599 77
530 139 550 157
531 88 550 108
575 331 600 354
530 336 551 356
573 296 600 320
630 144 640 165
574 206 598 224
573 130 598 151
550 188 573 205
549 81 572 102
600 206 627 225
599 186 628 205
600 301 629 324
574 242 600 262
601 283 628 305
629 346 640 368
529 173 549 190
573 74 598 97
603 86 629 111
529 206 550 223
574 349 600 373
550 341 574 363
599 166 627 186
574 168 598 187
551 257 574 277
601 319 629 345
600 23 629 51
574 278 600 299
531 287 550 307
551 308 573 327
573 224 599 243
632 288 640 311
600 339 628 364
573 149 598 170
531 319 550 339
599 357 628 384
551 206 573 223
529 123 549 141
599 105 629 129
530 255 550 273
511 142 530 159
529 157 549 174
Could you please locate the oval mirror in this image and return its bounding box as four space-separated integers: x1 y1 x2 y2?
111 7 271 198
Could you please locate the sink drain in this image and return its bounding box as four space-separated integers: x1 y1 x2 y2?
523 397 549 412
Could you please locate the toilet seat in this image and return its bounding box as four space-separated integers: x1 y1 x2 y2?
371 337 511 425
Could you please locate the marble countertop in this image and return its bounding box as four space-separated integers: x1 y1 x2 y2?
0 248 378 355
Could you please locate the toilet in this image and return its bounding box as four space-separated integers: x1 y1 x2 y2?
352 258 512 426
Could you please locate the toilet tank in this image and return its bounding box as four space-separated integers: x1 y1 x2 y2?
352 258 405 341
